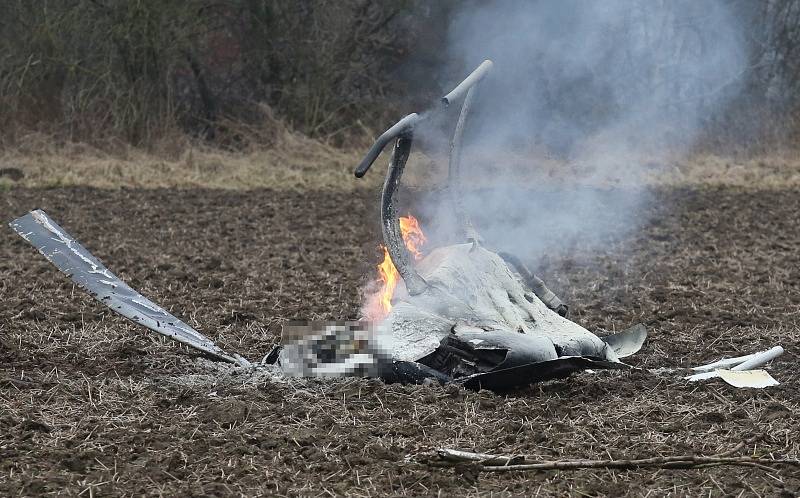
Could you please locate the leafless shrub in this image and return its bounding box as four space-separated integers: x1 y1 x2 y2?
0 0 798 152
0 0 426 148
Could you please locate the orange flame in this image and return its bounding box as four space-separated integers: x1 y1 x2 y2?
399 215 426 261
376 215 427 317
376 245 399 315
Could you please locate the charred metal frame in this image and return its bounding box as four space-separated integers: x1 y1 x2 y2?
448 85 482 243
498 252 568 316
354 113 420 178
381 134 428 295
441 59 493 107
355 59 568 313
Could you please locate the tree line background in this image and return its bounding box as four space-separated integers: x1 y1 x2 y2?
1 0 799 153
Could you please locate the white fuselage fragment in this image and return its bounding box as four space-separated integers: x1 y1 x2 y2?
384 243 617 363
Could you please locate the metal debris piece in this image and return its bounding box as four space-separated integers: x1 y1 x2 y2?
10 210 247 366
691 346 784 372
685 371 720 382
599 324 648 358
353 59 493 179
442 64 568 315
382 360 450 385
462 357 631 393
730 346 784 371
717 369 779 388
688 369 780 388
441 59 494 107
447 78 483 245
690 354 757 372
381 135 428 296
499 252 568 316
686 345 783 387
418 322 561 378
354 113 420 178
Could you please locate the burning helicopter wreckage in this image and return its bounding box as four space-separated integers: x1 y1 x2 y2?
10 60 783 392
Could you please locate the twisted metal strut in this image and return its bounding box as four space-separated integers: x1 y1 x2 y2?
381 134 428 296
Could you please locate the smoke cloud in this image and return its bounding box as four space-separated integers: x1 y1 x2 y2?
412 0 748 266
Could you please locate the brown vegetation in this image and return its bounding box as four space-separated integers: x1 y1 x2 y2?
3 139 800 191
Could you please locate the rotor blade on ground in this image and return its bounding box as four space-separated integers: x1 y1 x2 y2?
10 209 245 365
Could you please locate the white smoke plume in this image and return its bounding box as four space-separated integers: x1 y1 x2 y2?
410 0 748 266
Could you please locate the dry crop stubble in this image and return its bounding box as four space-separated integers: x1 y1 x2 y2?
1 186 798 495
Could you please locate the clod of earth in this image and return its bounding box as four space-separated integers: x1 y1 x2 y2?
9 60 648 392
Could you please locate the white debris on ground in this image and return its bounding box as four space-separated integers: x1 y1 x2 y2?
685 346 784 388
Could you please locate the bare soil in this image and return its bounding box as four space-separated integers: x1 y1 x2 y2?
1 186 798 496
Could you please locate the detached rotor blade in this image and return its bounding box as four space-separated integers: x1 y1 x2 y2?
10 210 246 365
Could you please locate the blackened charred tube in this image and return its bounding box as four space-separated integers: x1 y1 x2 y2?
441 59 494 108
354 113 420 178
382 135 428 295
498 252 569 317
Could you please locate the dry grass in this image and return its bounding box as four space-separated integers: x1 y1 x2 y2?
0 130 381 191
2 131 800 192
404 147 800 190
665 152 800 188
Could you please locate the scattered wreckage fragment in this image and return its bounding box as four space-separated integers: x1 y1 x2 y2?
686 346 784 388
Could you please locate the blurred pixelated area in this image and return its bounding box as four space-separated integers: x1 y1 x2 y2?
278 321 390 378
